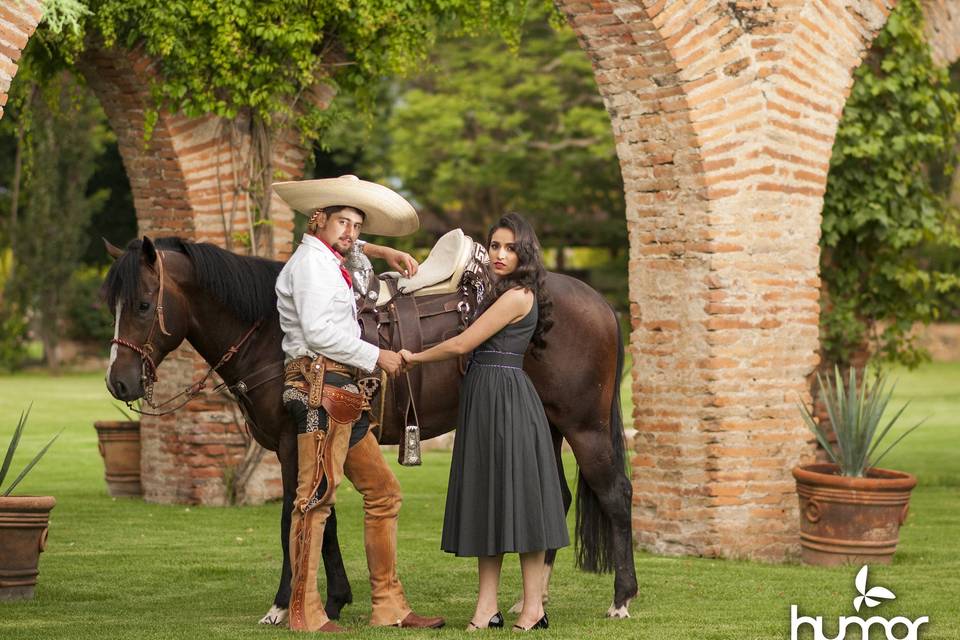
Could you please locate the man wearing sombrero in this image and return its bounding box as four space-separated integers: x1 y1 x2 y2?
274 175 444 632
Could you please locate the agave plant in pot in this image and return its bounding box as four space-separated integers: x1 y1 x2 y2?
793 367 924 566
0 406 61 601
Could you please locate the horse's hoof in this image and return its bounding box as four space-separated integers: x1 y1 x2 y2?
325 599 351 620
259 605 289 625
606 600 631 619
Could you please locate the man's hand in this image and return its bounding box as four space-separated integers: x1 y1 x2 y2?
362 243 419 277
385 248 418 278
377 349 404 377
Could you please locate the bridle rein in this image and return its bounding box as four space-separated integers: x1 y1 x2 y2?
110 249 262 416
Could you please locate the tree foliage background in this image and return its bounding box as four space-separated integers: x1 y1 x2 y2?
0 0 557 368
820 0 960 368
0 60 112 371
315 7 625 250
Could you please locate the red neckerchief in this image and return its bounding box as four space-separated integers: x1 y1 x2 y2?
316 237 353 289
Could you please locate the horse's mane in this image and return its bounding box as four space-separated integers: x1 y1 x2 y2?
102 237 282 324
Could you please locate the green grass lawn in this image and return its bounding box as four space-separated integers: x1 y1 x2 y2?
0 364 958 639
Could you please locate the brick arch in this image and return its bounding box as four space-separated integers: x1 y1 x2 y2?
558 0 895 560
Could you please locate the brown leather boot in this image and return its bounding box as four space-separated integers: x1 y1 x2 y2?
289 422 353 632
397 611 446 629
344 432 413 626
317 620 349 633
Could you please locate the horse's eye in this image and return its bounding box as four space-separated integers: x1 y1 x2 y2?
138 301 151 312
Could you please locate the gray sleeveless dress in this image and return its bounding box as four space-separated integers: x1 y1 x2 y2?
441 300 570 556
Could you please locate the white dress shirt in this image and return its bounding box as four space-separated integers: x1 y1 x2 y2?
276 234 380 372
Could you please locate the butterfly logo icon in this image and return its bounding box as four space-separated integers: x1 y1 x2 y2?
853 565 896 612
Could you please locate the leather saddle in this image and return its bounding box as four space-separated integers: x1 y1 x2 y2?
354 229 488 439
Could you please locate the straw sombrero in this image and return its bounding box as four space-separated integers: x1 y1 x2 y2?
273 175 420 237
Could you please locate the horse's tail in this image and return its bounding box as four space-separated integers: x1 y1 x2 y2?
574 306 627 574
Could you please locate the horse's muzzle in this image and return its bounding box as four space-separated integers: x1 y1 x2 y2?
106 369 145 402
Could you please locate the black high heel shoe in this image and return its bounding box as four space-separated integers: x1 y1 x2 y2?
512 612 548 631
468 612 505 630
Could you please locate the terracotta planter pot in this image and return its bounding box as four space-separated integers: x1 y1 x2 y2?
93 420 142 497
0 496 56 601
793 463 917 566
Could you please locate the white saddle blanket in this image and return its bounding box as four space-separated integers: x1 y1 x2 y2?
376 228 476 306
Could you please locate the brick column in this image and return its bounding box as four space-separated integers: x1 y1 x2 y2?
0 0 43 121
77 44 320 505
558 0 896 560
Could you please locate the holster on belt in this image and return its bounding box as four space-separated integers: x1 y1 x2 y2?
285 355 369 426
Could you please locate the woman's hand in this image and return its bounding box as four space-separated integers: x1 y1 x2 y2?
399 349 418 369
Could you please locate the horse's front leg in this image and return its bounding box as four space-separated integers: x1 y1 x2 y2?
259 490 294 625
260 437 297 625
509 427 570 614
321 507 353 619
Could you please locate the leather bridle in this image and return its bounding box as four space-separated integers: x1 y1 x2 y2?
110 249 173 390
110 249 262 416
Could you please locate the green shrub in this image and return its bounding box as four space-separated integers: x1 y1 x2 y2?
0 305 29 372
821 0 960 367
64 265 113 345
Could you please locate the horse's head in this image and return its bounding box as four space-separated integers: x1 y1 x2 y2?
102 236 191 402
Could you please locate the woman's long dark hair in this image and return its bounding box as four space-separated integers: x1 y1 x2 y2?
479 212 553 357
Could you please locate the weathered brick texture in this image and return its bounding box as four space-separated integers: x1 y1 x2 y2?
923 0 960 65
0 0 42 121
2 0 954 550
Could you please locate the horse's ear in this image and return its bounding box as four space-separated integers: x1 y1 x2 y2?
103 238 124 260
141 236 157 266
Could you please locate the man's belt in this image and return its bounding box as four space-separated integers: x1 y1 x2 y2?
284 356 367 424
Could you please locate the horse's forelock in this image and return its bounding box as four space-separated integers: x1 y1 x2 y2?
102 237 184 314
103 239 146 313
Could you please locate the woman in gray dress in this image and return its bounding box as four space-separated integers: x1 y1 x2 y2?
400 213 568 632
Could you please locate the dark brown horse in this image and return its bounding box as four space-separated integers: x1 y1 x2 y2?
101 235 637 622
